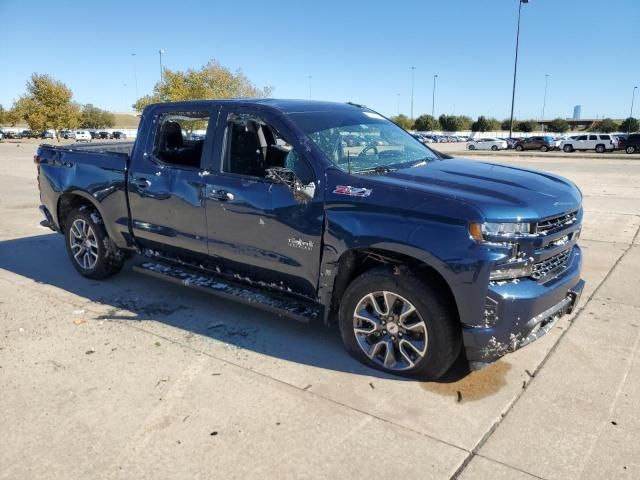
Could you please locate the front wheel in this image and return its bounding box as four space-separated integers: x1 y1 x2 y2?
626 146 637 154
468 144 476 150
541 145 549 152
595 144 605 154
491 145 498 151
64 207 125 279
338 268 461 379
563 145 574 152
515 144 524 151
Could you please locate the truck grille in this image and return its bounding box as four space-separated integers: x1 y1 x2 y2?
536 211 578 234
531 248 572 281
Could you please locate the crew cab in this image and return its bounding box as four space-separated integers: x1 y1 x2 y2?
36 99 584 378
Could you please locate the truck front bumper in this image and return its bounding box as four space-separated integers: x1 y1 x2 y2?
463 245 584 366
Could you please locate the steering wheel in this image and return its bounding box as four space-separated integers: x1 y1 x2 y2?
358 144 379 157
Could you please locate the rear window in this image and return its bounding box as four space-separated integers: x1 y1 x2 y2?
599 135 610 140
589 135 597 140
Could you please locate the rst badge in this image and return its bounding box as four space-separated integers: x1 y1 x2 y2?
333 185 372 197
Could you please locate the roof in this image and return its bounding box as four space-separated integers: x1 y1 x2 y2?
145 98 364 115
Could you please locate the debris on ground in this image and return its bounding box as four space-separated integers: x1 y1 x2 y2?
210 431 218 436
456 391 462 403
72 309 85 315
525 369 535 378
369 382 375 389
154 341 161 347
155 377 169 387
73 319 86 325
85 349 95 355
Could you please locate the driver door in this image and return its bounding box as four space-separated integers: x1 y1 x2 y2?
203 106 325 298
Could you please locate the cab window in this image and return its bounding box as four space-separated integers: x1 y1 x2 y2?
152 111 210 169
223 113 313 183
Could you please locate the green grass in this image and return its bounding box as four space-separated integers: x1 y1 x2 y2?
112 113 140 128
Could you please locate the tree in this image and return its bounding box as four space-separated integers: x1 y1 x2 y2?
4 106 22 127
472 116 499 132
516 120 538 133
413 114 439 131
548 118 570 133
79 104 115 129
458 115 473 131
389 114 413 130
501 119 513 131
590 118 619 133
133 60 273 111
0 104 5 125
619 117 639 133
11 73 80 136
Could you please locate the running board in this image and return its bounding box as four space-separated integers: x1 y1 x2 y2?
132 262 321 323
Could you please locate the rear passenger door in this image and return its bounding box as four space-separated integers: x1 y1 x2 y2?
128 107 218 258
203 106 324 297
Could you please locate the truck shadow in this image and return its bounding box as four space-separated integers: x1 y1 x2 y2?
0 233 470 382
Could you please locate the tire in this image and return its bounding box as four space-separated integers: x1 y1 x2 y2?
64 206 125 279
515 144 524 151
541 145 549 152
491 145 498 151
338 267 461 379
563 145 574 153
626 146 636 154
595 144 605 154
468 144 476 150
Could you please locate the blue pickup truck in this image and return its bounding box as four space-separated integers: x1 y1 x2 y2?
36 99 584 378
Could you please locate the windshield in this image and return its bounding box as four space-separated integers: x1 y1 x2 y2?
290 108 439 173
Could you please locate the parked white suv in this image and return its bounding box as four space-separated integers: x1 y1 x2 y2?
75 130 92 142
560 134 615 153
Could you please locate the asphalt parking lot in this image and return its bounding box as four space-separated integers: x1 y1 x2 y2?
1 139 639 479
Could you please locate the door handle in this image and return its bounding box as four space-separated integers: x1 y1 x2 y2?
208 189 234 201
134 177 151 189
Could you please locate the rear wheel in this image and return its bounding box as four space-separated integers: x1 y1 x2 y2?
563 144 574 153
541 145 549 152
338 268 461 379
468 144 476 150
515 144 524 151
595 144 605 154
626 145 636 154
491 145 498 151
64 207 125 279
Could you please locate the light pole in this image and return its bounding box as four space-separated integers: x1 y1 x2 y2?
431 74 438 119
630 86 638 119
131 53 139 102
541 73 549 132
410 66 415 120
308 75 312 99
509 0 528 138
159 49 165 84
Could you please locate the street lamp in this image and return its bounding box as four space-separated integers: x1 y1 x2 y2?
431 74 438 119
131 53 139 101
410 66 416 120
630 86 638 119
541 73 549 132
159 49 165 84
508 0 528 138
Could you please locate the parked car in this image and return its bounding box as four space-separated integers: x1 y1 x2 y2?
112 131 127 140
0 131 4 140
560 134 615 153
514 136 556 152
36 99 584 378
41 130 55 139
89 131 101 140
3 130 22 139
75 130 92 142
60 129 75 140
21 130 39 139
622 133 640 154
613 134 627 150
467 138 508 151
98 131 112 139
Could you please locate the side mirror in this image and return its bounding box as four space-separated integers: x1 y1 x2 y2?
265 167 315 202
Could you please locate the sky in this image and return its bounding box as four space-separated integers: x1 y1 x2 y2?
0 0 638 120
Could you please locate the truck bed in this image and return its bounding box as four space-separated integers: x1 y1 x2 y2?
40 141 135 157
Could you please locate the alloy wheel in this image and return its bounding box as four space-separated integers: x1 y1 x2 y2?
352 291 428 371
69 219 99 270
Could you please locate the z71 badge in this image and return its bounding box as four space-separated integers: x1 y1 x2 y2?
333 185 372 197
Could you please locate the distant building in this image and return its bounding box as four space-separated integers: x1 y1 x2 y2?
573 105 582 120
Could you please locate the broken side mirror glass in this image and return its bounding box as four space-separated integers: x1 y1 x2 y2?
265 167 315 202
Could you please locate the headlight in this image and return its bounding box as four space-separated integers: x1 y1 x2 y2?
469 222 532 242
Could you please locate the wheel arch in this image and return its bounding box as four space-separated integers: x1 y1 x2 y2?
327 247 460 327
56 191 104 230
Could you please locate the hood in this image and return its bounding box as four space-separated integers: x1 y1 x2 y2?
363 158 582 222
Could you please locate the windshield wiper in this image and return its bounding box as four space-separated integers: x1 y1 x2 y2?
352 165 397 175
